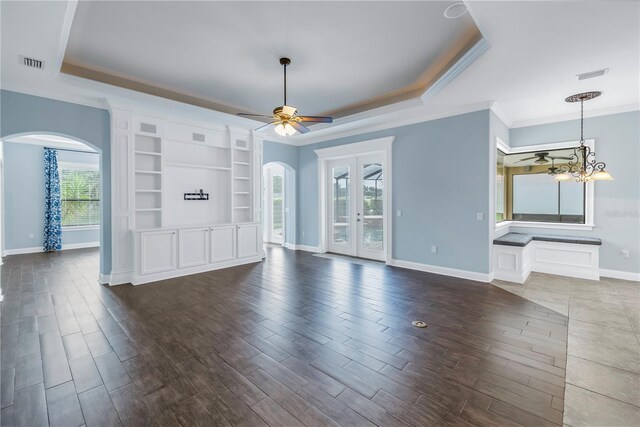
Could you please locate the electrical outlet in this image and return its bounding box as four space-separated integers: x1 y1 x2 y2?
302 231 305 237
621 250 630 258
28 233 34 239
476 212 484 221
431 245 438 254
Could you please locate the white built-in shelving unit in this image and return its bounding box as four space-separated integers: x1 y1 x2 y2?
110 110 263 285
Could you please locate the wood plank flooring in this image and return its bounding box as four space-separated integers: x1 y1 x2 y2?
0 246 568 426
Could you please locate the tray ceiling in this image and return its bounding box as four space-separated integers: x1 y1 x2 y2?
62 1 481 118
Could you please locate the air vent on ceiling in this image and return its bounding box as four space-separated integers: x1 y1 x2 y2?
20 56 44 70
576 68 608 81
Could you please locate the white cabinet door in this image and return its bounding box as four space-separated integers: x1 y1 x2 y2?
140 230 177 275
210 225 236 263
237 224 259 258
179 228 209 268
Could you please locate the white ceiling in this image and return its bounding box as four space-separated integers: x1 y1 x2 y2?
1 1 638 144
64 1 476 117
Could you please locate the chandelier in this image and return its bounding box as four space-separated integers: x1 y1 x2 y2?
555 91 613 182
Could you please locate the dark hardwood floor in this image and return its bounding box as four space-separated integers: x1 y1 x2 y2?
0 246 567 426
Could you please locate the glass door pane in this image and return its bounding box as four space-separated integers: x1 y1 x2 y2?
271 173 283 243
361 162 383 253
332 165 351 245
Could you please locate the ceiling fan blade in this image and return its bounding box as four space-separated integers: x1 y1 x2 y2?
255 122 278 132
238 113 275 120
298 116 333 123
290 122 310 134
516 156 538 162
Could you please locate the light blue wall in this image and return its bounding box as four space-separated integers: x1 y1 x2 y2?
4 143 100 249
290 110 491 273
1 90 111 275
510 111 640 274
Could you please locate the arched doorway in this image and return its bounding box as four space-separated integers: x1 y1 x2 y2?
0 133 105 281
263 162 296 248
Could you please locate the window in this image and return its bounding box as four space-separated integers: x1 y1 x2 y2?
496 147 585 224
59 163 100 227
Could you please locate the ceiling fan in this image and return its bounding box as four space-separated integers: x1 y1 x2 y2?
237 58 333 136
517 152 572 165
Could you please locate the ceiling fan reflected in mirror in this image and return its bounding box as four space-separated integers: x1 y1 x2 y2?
237 58 333 136
516 152 572 165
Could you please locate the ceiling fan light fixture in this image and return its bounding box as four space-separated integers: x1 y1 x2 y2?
274 123 287 136
284 123 296 136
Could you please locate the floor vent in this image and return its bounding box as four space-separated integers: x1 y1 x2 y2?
21 56 44 70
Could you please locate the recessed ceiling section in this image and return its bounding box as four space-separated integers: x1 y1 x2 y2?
62 1 482 119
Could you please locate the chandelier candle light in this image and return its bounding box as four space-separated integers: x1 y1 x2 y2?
555 91 613 182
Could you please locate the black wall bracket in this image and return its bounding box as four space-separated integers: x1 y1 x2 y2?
184 189 209 201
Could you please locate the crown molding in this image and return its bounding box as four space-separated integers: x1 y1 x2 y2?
511 103 640 129
489 101 513 128
290 101 495 146
1 82 110 110
421 37 490 102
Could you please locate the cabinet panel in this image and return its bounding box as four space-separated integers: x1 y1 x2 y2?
211 226 235 263
179 228 209 268
237 224 259 258
141 230 177 275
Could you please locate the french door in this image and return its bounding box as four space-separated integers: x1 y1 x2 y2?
327 154 385 261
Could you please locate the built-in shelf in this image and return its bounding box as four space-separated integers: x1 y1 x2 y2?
234 177 250 180
233 206 250 209
233 192 250 195
134 150 162 156
135 170 162 175
165 161 231 171
136 208 162 212
234 161 250 166
135 189 162 193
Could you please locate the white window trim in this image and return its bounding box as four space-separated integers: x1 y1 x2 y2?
63 225 100 231
315 136 394 263
58 161 99 171
495 137 595 232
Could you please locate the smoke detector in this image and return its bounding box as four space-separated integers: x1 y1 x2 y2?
20 56 44 70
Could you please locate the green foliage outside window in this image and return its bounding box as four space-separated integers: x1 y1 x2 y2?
60 167 100 226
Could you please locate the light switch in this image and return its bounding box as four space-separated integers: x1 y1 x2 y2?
476 212 484 221
397 210 402 217
431 245 437 254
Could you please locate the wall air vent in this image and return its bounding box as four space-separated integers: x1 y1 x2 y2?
576 68 608 81
20 56 44 70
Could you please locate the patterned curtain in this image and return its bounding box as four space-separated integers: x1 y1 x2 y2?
43 148 62 252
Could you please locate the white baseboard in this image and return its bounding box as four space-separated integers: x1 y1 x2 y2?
599 269 640 282
294 244 322 253
283 242 297 250
388 259 491 283
108 271 134 286
4 242 100 256
130 256 263 285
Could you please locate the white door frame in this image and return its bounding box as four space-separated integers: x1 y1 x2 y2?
316 136 394 263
